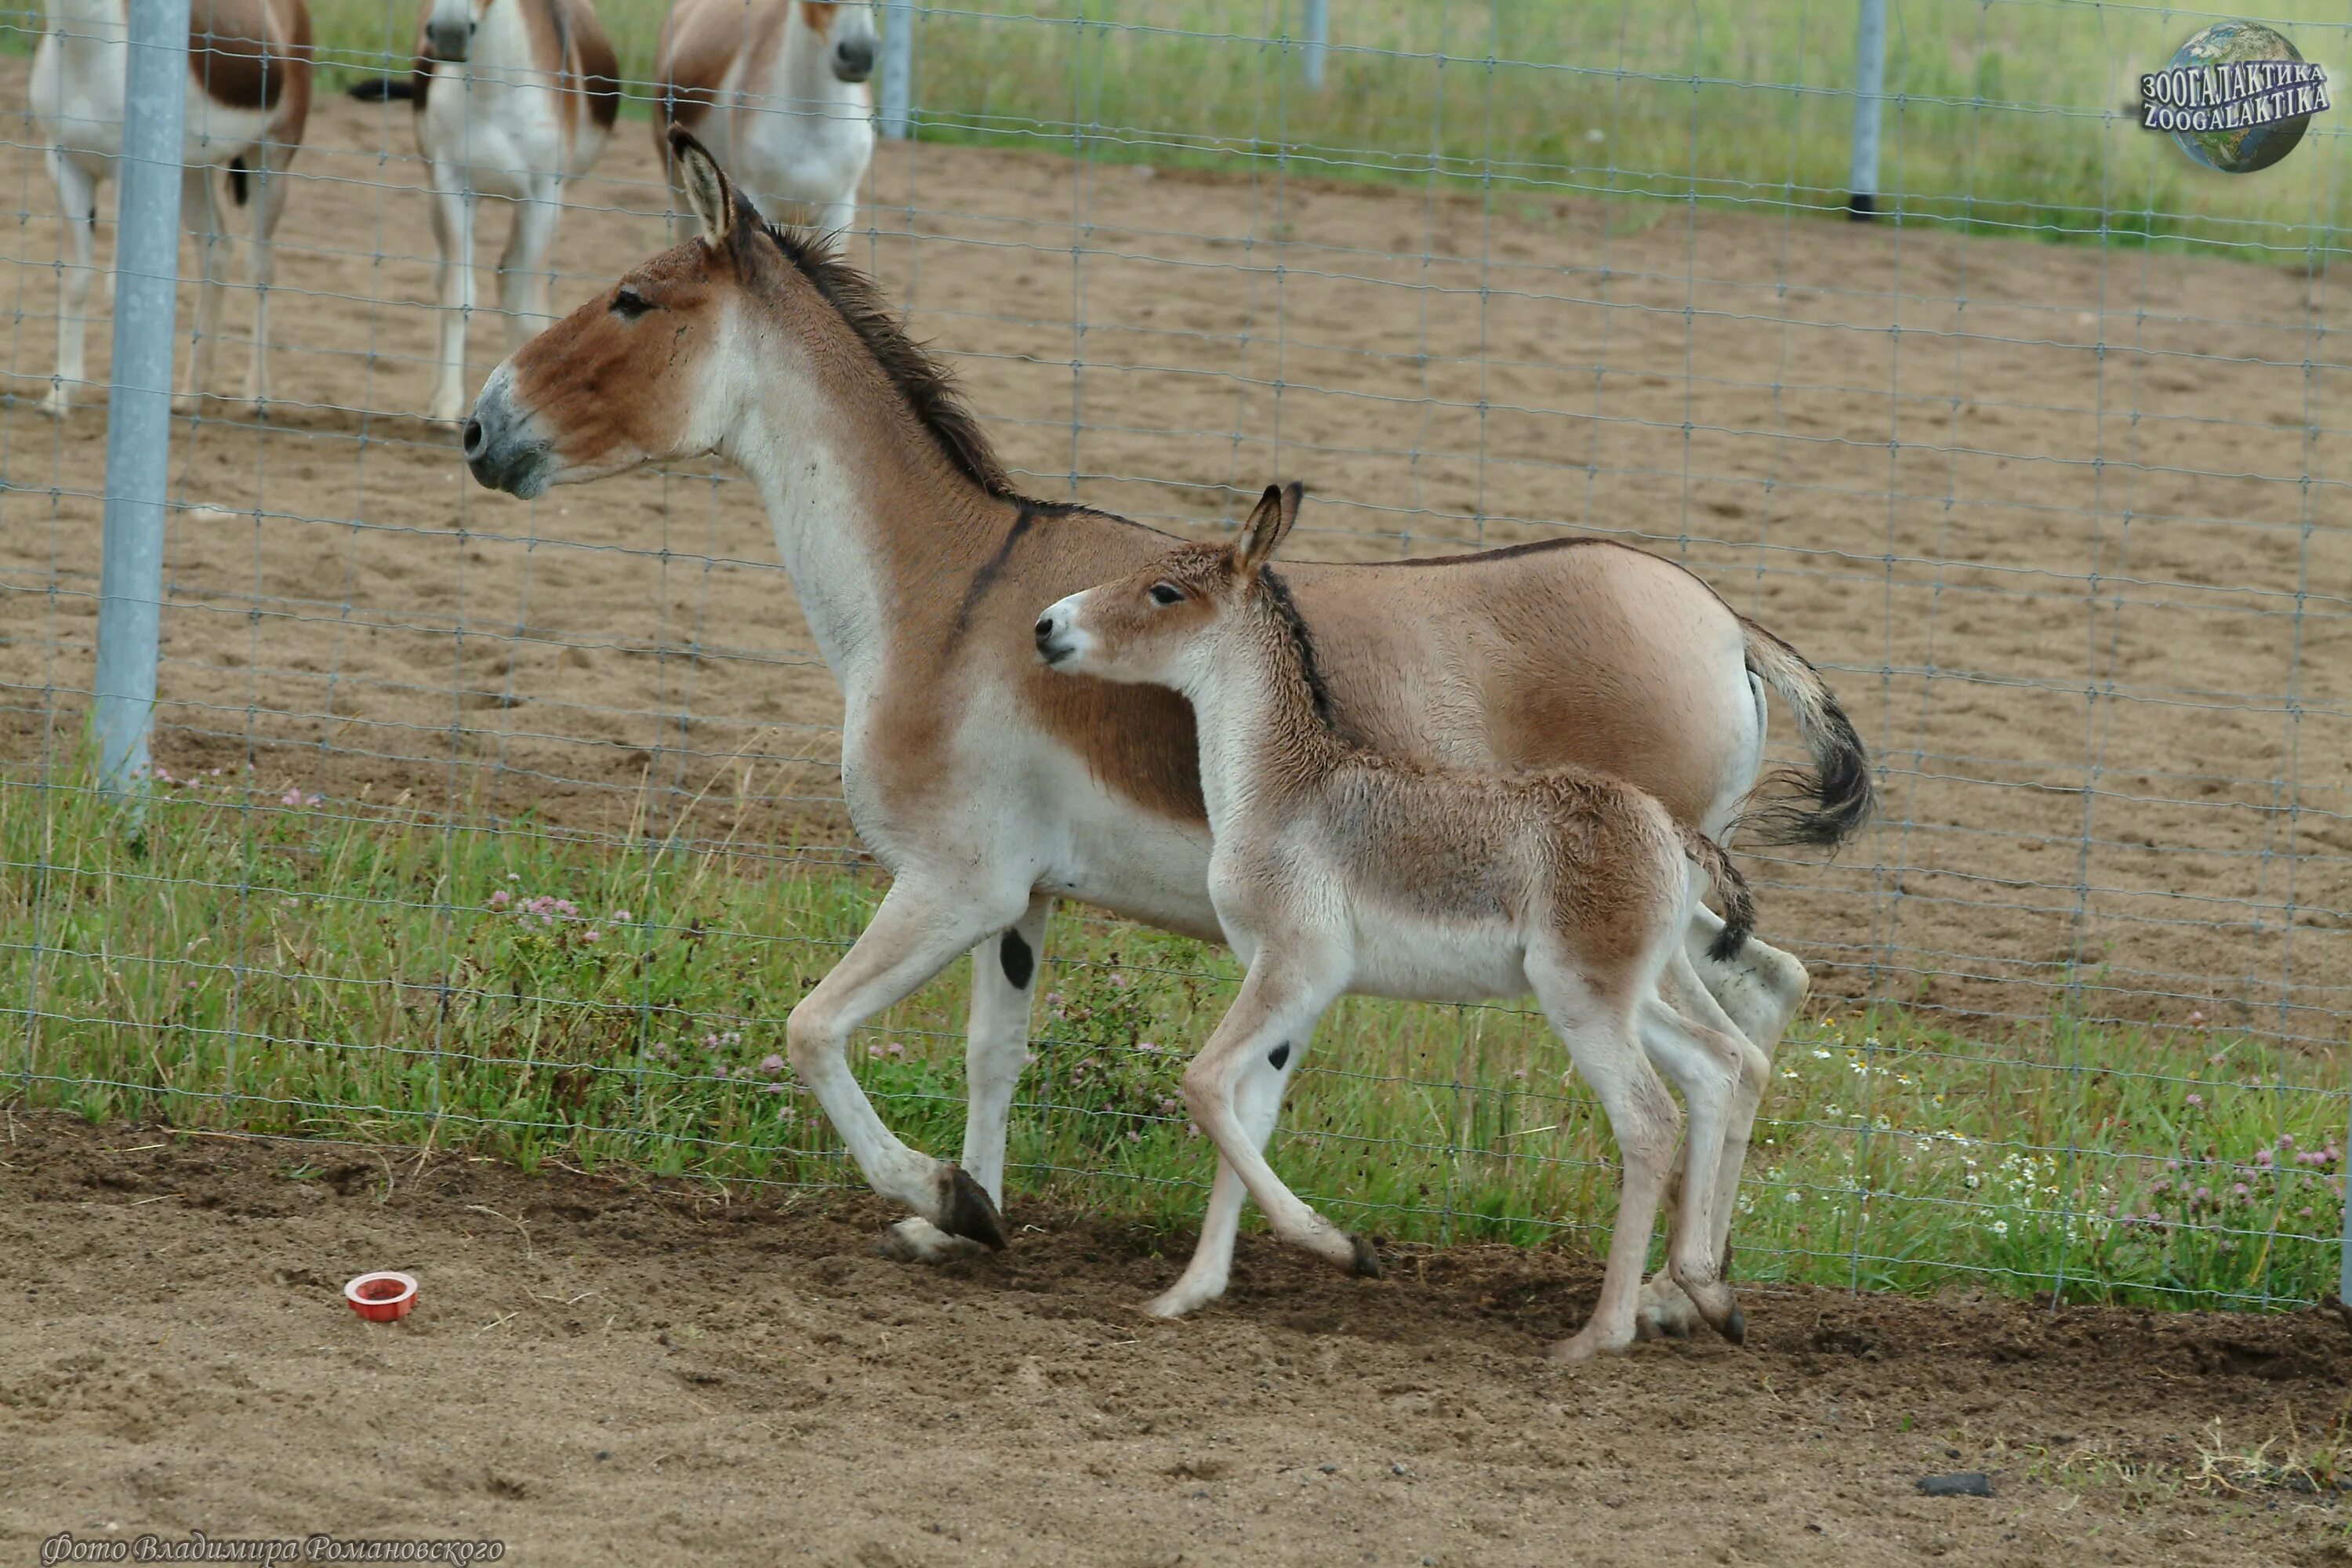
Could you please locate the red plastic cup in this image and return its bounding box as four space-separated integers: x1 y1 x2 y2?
344 1270 419 1322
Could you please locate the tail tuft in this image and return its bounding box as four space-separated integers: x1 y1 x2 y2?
227 158 248 207
1737 618 1875 851
1682 829 1754 964
347 75 415 102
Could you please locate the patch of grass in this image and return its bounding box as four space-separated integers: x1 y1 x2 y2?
6 760 2345 1308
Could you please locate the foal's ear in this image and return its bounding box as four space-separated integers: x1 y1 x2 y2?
1235 481 1305 571
670 129 739 250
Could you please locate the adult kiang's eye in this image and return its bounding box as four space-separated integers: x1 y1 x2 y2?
611 287 652 320
1149 583 1183 607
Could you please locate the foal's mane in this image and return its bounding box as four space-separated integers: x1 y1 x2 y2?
764 224 1018 500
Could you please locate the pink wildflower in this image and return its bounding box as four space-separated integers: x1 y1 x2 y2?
760 1054 786 1077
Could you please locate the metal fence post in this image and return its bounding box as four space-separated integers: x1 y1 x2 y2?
877 0 913 140
1846 0 1887 219
1301 0 1328 90
93 0 190 793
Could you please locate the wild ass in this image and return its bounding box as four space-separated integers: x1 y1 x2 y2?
406 0 618 422
1034 485 1757 1354
655 0 879 240
461 133 1875 1334
31 0 314 414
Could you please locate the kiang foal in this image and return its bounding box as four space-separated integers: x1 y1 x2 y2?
463 132 1875 1336
1036 485 1755 1356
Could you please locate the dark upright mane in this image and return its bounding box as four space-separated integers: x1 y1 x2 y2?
764 224 1017 499
1258 567 1338 732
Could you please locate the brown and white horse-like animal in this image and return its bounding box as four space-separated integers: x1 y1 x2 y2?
404 0 617 422
31 0 313 414
655 0 878 240
1037 485 1759 1356
463 133 1874 1335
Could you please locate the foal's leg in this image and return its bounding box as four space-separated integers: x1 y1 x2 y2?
1178 956 1366 1276
426 173 477 424
1145 1042 1305 1319
784 877 1030 1245
879 895 1052 1264
42 150 99 416
1635 990 1749 1342
1525 957 1680 1361
1641 949 1777 1341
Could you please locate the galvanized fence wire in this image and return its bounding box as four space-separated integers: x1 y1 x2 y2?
2 0 2349 1308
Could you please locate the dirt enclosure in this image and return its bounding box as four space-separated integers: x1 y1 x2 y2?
2 1111 2348 1566
0 66 2349 1033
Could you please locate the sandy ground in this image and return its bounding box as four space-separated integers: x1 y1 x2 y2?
0 67 2348 1038
4 1110 2350 1567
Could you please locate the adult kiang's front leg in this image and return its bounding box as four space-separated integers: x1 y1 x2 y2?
786 877 1032 1247
880 895 1052 1264
426 176 477 423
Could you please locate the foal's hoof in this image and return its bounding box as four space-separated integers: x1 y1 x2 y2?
1348 1233 1382 1279
932 1163 1008 1250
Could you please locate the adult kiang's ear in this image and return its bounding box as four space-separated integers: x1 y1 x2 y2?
1234 481 1305 572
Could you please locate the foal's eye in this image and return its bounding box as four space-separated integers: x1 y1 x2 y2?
610 287 652 321
1149 582 1184 607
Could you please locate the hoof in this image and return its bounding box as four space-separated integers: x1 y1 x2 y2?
934 1163 1007 1250
1348 1233 1381 1279
1721 1305 1747 1348
875 1216 985 1265
1636 1278 1702 1342
1548 1325 1634 1363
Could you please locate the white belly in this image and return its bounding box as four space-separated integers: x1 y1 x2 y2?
34 34 276 171
1344 920 1530 1006
421 72 571 196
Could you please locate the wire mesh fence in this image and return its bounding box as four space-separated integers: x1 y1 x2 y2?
2 0 2347 1311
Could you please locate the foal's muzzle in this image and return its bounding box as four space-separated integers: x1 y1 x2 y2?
463 368 556 499
1034 607 1081 666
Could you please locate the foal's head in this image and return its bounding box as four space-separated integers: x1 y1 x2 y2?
1034 483 1305 692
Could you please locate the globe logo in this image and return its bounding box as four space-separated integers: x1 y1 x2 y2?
2140 21 2331 174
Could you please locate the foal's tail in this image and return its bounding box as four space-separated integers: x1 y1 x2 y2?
1679 828 1755 964
1736 617 1875 851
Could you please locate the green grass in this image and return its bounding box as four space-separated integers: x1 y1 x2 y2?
273 0 2352 252
7 760 2345 1309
